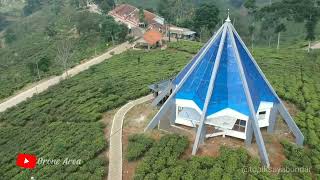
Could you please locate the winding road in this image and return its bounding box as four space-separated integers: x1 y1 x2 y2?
0 42 133 113
108 95 153 180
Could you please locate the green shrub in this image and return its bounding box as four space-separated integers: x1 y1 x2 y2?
134 135 274 179
127 134 154 161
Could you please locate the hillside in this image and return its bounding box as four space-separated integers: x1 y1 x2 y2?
1 0 319 101
0 0 128 100
0 0 320 179
1 40 319 179
0 0 25 16
125 42 320 179
119 0 319 46
0 42 194 179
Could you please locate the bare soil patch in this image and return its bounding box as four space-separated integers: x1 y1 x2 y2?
121 100 298 178
283 101 299 117
179 114 295 171
122 100 162 180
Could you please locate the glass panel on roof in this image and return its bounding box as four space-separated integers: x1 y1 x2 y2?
233 32 278 112
207 29 250 116
175 32 222 110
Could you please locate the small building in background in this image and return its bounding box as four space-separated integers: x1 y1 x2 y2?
169 26 196 40
109 4 165 32
136 30 163 49
109 4 197 41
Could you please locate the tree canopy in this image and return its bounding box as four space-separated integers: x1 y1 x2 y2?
0 14 8 31
244 0 257 14
23 0 41 16
157 0 173 22
101 16 128 43
193 3 220 32
259 0 320 41
94 0 115 13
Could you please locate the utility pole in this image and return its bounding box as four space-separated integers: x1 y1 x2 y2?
35 61 41 94
308 14 312 53
36 61 41 81
166 21 171 42
251 34 254 50
277 32 280 50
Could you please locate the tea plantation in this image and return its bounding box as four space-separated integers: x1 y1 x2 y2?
0 46 192 179
0 40 319 179
127 43 320 179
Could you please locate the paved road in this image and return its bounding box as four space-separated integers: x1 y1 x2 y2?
108 95 153 180
0 42 133 113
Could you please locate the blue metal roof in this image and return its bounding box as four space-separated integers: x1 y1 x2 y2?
233 32 279 112
173 37 215 85
175 32 222 110
207 31 249 115
174 25 278 116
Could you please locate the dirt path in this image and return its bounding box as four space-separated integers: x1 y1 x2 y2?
108 95 153 180
0 41 133 112
311 41 320 49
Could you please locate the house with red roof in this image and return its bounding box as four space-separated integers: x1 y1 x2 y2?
108 4 165 33
136 30 163 49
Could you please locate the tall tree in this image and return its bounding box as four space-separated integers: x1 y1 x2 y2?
37 56 52 73
199 26 211 43
230 0 244 8
51 0 63 15
193 3 219 33
244 0 257 11
73 11 103 34
45 22 57 37
244 0 257 49
274 23 286 50
70 0 87 9
56 40 73 78
4 28 16 44
158 0 173 22
0 14 8 31
27 56 51 79
23 0 41 16
260 0 320 52
101 16 128 44
259 16 276 47
139 7 146 26
96 0 115 13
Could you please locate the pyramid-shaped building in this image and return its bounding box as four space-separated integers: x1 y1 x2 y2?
145 17 304 167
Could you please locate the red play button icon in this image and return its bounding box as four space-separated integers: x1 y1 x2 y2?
16 154 37 169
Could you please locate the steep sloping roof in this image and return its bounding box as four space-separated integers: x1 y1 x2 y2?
145 19 304 168
112 4 136 17
174 22 278 116
143 30 162 45
144 10 157 24
110 4 164 30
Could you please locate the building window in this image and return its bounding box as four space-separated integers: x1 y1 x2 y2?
232 119 246 132
259 111 266 120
